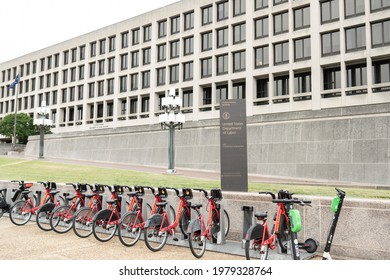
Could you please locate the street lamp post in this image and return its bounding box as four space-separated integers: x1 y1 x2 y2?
34 101 52 159
158 88 185 174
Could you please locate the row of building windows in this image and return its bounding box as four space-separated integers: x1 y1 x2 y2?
1 58 389 118
2 0 390 84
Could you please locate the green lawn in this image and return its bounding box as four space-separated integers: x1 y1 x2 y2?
1 157 389 199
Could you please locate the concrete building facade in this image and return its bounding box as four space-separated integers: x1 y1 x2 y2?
2 0 390 185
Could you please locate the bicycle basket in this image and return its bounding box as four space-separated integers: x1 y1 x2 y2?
158 187 168 198
289 209 302 233
182 188 193 200
114 185 125 194
134 186 145 196
210 189 222 201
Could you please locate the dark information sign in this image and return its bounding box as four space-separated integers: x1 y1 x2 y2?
220 99 248 192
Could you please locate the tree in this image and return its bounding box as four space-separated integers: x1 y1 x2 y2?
0 113 35 144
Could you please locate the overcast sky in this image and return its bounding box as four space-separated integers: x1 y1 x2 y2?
0 0 178 63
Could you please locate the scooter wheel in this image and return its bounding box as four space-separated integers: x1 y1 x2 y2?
304 238 319 253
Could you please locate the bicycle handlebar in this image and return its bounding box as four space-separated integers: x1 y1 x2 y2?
272 198 312 206
258 191 276 199
193 188 208 198
335 188 346 198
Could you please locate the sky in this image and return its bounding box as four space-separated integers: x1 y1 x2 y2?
0 0 178 63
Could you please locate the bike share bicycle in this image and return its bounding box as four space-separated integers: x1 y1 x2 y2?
0 180 35 219
187 188 230 258
244 190 318 260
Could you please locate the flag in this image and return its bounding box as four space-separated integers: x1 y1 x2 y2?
8 74 20 89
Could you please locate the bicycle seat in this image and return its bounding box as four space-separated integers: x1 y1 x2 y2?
156 202 168 207
127 191 139 197
106 199 119 205
254 211 268 220
190 203 202 209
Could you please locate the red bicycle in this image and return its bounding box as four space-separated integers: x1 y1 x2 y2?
72 184 105 238
49 183 88 233
118 186 175 247
187 188 230 258
143 187 192 252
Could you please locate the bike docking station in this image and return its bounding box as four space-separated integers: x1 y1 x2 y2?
241 205 315 260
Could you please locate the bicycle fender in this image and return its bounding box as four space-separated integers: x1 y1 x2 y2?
144 214 168 228
245 224 265 241
187 219 201 233
94 209 114 221
38 203 56 213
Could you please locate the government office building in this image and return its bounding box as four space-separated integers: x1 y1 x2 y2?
1 0 390 185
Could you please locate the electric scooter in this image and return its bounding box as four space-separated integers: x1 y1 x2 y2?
322 188 346 260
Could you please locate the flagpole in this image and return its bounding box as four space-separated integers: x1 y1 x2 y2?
12 82 19 151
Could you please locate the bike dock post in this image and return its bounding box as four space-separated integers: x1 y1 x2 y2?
5 188 12 204
241 205 254 248
121 195 127 215
217 203 226 245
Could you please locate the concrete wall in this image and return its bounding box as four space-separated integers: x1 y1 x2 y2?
1 180 389 260
26 104 390 186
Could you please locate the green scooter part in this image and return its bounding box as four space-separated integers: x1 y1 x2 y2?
331 196 340 213
289 209 302 233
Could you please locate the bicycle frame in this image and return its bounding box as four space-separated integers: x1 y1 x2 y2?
158 195 190 236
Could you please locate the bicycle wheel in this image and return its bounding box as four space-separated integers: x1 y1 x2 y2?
144 224 168 252
118 212 142 247
189 229 206 258
92 210 118 242
211 208 230 240
9 200 33 226
51 205 76 233
36 203 57 231
73 207 98 238
245 239 268 260
179 207 191 239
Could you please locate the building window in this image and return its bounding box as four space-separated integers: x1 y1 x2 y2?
142 71 150 89
233 82 246 99
157 44 166 62
97 104 104 118
98 80 104 96
184 37 194 56
88 83 95 98
157 67 166 86
233 23 246 44
90 42 96 57
274 0 288 5
54 54 60 67
255 0 268 10
171 16 180 34
143 48 151 65
99 39 106 55
274 75 289 96
183 61 193 81
217 27 229 48
345 0 365 18
109 36 116 52
371 0 390 11
121 32 129 48
62 89 67 103
217 54 228 75
170 64 179 84
345 25 366 52
294 37 311 61
89 62 96 78
120 99 127 115
141 96 150 114
183 90 193 108
158 20 167 38
62 69 68 84
202 32 213 51
130 98 138 114
255 17 269 39
346 63 367 87
119 75 127 92
170 40 180 59
274 11 289 35
256 78 269 98
70 67 76 82
184 11 194 30
294 72 311 93
98 60 105 75
216 84 228 103
372 60 390 84
233 51 246 72
294 6 310 30
107 78 114 95
371 20 390 48
202 5 213 25
108 57 115 73
131 73 138 91
234 0 246 16
131 51 139 68
217 1 229 21
201 57 212 78
120 53 128 70
274 41 289 64
323 67 341 90
321 31 340 56
255 45 269 68
321 0 339 24
143 25 152 42
63 51 69 65
132 28 140 45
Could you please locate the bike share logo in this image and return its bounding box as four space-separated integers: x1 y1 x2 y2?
222 112 231 120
